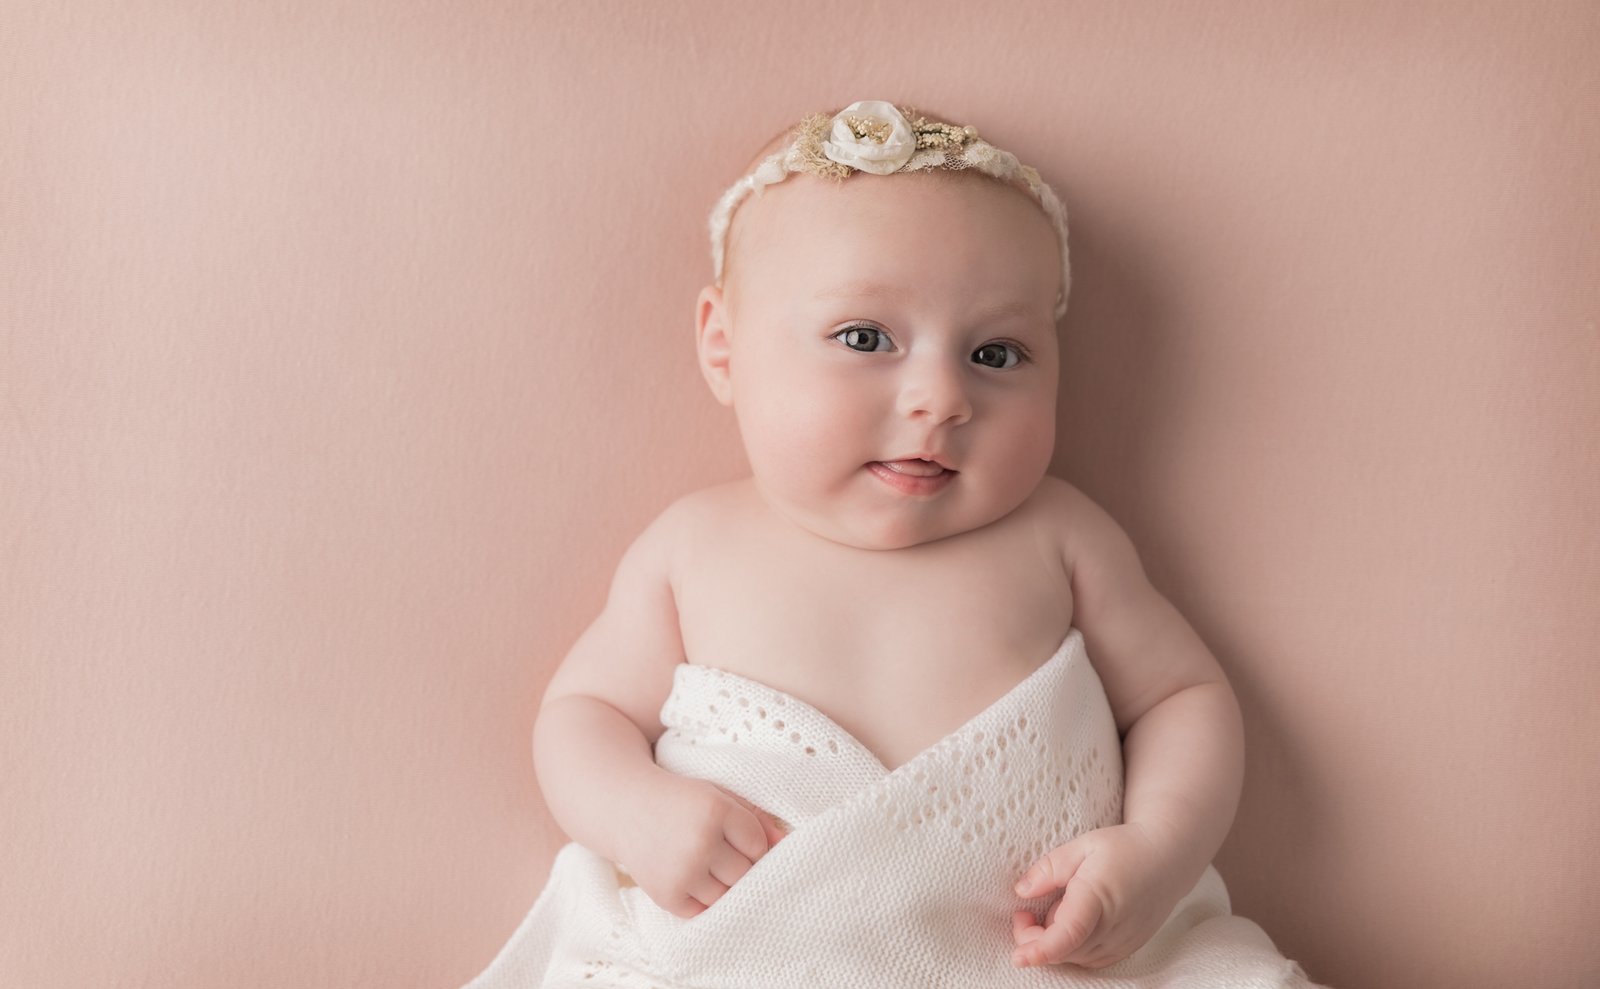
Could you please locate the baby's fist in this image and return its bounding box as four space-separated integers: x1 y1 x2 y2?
616 775 787 919
1009 823 1182 970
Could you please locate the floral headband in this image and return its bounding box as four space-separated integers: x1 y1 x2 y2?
707 99 1072 319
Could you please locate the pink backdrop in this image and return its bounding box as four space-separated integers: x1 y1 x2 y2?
4 2 1597 987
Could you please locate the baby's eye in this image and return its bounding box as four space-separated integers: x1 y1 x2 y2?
972 342 1025 369
833 325 893 353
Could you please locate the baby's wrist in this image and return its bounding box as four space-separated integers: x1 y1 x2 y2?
1123 814 1211 884
597 763 683 862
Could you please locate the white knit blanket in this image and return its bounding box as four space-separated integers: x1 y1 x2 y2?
464 628 1321 988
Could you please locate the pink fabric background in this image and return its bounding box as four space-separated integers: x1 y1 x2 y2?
3 2 1597 986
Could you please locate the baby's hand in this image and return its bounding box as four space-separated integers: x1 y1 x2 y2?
1009 823 1190 970
615 773 788 919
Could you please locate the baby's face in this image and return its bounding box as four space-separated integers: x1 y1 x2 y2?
698 171 1062 551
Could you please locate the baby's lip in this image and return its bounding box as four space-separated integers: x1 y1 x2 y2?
876 453 958 474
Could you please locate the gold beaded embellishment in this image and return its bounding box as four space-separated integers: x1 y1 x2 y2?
912 118 980 150
843 113 894 144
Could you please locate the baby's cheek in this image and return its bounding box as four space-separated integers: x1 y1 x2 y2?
994 403 1057 489
776 374 866 433
738 393 841 482
1023 416 1057 467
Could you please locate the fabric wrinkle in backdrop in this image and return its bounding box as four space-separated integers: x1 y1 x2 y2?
2 2 1597 987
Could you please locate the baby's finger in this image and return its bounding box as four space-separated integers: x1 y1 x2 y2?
727 792 789 850
721 803 770 863
708 843 757 889
1040 881 1104 962
1012 909 1043 946
686 874 730 913
1014 881 1103 967
1014 839 1089 897
755 808 790 847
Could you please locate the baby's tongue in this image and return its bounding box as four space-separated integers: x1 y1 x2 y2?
878 459 945 477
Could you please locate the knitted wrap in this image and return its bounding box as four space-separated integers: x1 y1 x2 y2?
461 628 1321 989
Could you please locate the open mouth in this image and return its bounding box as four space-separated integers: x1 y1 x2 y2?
876 459 947 477
867 459 957 494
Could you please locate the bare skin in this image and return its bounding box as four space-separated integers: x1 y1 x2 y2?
534 170 1244 970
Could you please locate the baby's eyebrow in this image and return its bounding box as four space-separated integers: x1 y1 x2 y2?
969 300 1036 323
812 281 905 302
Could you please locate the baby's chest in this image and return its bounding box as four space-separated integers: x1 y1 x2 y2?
673 537 1074 769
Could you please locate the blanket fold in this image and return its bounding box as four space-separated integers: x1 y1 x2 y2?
464 628 1321 989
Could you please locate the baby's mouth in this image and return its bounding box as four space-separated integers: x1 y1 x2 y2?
874 459 953 477
866 458 957 496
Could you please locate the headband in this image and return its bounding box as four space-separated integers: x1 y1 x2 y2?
707 100 1072 320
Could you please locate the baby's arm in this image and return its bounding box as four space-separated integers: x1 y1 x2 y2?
1011 483 1245 969
534 500 786 918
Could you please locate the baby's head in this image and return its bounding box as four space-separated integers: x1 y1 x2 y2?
695 101 1071 551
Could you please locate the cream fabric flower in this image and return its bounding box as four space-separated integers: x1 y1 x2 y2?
820 100 916 175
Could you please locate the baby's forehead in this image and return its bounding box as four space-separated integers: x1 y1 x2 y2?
725 172 1062 320
733 169 1046 255
734 171 1053 264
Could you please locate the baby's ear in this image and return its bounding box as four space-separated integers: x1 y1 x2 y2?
695 284 735 407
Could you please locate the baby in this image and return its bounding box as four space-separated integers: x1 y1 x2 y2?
465 100 1319 988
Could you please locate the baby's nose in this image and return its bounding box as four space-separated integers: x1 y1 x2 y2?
896 358 972 426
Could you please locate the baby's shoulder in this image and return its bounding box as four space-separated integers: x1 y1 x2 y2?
1019 474 1099 532
637 480 762 571
1018 475 1138 568
652 479 760 536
